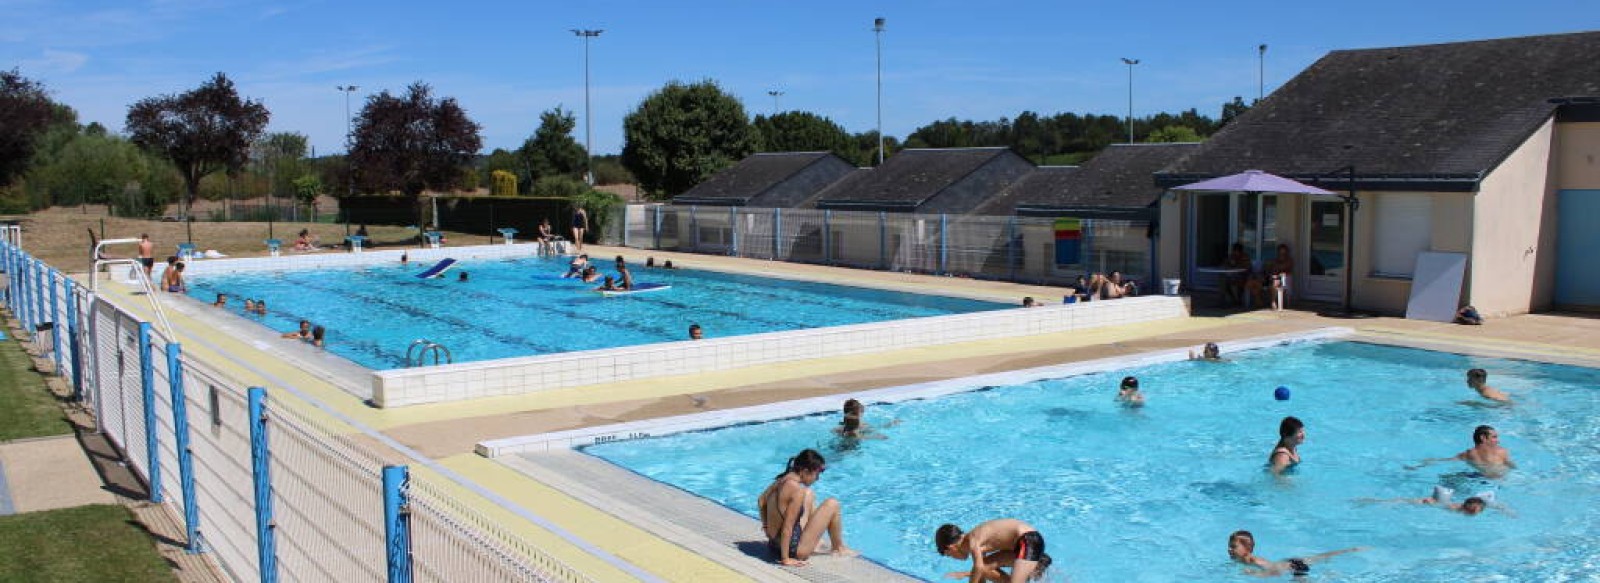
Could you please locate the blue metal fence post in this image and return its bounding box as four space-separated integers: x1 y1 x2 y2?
939 214 949 275
823 210 833 264
65 280 83 400
167 343 201 553
728 206 739 257
382 465 414 583
1007 217 1020 281
138 322 161 503
48 268 63 375
878 211 888 269
773 208 782 259
22 258 35 331
248 387 278 583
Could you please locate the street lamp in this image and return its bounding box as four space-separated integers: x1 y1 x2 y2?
337 85 359 197
1258 44 1267 102
1120 58 1139 143
571 29 603 186
767 90 784 115
874 16 886 165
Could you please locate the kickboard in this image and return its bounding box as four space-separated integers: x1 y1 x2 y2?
598 283 671 297
416 258 458 279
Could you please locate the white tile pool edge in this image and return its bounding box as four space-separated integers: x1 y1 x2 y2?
375 294 1189 407
476 326 1354 457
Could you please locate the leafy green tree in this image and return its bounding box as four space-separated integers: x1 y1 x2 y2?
490 170 518 196
851 131 900 166
591 156 635 185
621 80 754 199
126 73 270 216
292 174 323 207
348 82 482 205
252 131 309 201
530 175 590 198
26 132 179 216
1145 125 1203 143
752 111 856 160
0 69 67 187
517 106 587 186
481 148 522 187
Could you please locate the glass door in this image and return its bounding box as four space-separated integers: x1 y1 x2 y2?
1303 199 1346 301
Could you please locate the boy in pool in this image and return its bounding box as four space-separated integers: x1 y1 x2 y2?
1190 342 1223 361
935 519 1052 583
1227 530 1364 577
1116 376 1145 407
1357 486 1501 516
1408 425 1516 478
1465 368 1510 403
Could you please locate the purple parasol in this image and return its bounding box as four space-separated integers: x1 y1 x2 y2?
1171 169 1336 195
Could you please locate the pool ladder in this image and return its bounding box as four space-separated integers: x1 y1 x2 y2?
405 339 453 367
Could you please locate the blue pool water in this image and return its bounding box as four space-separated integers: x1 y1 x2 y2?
584 341 1600 582
186 256 1005 369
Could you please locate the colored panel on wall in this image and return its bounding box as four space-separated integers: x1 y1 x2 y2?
1555 190 1600 307
1054 218 1081 266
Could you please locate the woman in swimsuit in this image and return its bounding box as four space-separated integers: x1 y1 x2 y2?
756 449 856 566
571 207 589 251
1269 416 1305 476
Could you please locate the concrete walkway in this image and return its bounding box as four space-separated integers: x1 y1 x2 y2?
0 435 115 515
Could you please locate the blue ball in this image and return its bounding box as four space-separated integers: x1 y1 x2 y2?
1274 386 1291 401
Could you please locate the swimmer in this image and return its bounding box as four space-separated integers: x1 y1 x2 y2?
564 254 589 278
1116 376 1145 407
1407 425 1516 478
838 398 897 434
1465 368 1510 403
243 299 256 313
833 415 885 441
1356 486 1502 516
594 275 618 292
1021 297 1039 308
457 271 469 283
580 265 600 283
616 263 634 290
400 251 409 266
1268 416 1304 476
213 293 227 308
757 449 857 566
310 325 326 348
1190 342 1222 361
688 323 704 340
936 519 1052 583
281 320 312 341
252 299 268 315
1227 530 1364 578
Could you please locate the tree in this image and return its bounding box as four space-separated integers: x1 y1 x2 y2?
621 80 754 199
126 72 270 219
517 106 586 187
253 132 309 200
480 148 521 187
1219 96 1252 129
292 174 322 208
752 111 855 160
348 82 482 206
26 131 180 216
490 170 518 197
1145 125 1203 143
0 69 64 186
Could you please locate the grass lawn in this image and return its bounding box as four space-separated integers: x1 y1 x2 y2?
0 335 70 441
0 504 174 582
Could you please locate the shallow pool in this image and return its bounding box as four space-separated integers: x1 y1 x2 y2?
187 256 1006 369
584 341 1600 581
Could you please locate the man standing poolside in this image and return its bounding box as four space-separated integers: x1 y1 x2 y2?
1409 425 1516 478
137 234 155 279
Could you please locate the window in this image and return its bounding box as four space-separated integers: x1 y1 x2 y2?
1372 194 1433 277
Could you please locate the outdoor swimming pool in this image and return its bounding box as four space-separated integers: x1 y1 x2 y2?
185 256 1006 370
584 340 1600 581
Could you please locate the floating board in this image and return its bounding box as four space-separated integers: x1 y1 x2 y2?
598 283 671 297
416 258 457 279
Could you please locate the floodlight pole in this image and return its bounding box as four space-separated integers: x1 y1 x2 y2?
767 90 784 115
1121 58 1139 143
874 17 886 165
572 29 603 186
1258 44 1267 101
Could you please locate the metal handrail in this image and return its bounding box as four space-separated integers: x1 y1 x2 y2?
405 339 452 367
90 238 175 340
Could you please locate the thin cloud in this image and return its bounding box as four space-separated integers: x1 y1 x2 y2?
19 49 90 75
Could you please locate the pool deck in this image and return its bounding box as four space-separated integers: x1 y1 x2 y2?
81 244 1600 582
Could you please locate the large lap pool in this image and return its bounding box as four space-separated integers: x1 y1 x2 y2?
186 256 1006 370
584 340 1600 581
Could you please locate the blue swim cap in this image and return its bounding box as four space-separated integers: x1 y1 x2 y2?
1274 386 1291 401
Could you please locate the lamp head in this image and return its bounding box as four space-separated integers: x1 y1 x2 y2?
874 17 885 31
1122 58 1140 65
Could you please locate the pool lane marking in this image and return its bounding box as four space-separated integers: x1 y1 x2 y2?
94 282 666 582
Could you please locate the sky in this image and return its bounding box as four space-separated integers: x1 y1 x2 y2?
4 0 1597 157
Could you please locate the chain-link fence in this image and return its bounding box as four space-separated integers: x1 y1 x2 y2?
1 240 618 583
606 204 1155 287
